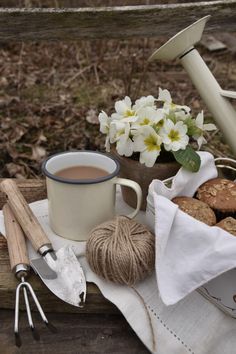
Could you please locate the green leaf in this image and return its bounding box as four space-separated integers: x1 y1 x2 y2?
184 117 200 136
172 146 201 172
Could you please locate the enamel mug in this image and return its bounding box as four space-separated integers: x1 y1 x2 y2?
42 151 142 241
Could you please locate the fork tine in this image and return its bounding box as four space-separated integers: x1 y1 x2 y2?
14 332 22 348
22 281 40 341
14 280 56 346
45 322 58 333
24 282 48 322
14 283 21 343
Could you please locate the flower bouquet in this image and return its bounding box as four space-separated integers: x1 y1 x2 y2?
99 88 216 172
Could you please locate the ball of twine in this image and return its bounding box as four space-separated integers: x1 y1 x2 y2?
86 216 155 286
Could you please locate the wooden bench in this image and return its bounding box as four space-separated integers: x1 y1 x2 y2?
0 1 235 352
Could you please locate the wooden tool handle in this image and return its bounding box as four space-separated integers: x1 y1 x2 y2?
3 203 29 271
1 179 51 253
0 178 46 209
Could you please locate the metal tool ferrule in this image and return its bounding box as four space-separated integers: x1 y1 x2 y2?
38 244 53 257
15 264 30 280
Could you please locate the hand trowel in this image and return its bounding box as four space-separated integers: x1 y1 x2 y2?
1 179 86 307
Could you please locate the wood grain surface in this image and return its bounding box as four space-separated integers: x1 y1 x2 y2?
0 2 235 41
0 309 149 354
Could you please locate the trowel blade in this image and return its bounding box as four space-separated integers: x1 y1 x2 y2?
31 245 86 307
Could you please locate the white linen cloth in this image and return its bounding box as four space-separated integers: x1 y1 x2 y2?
0 175 236 353
147 152 236 306
147 151 218 206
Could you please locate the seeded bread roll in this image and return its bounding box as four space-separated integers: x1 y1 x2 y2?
196 178 236 220
216 217 236 236
172 196 216 226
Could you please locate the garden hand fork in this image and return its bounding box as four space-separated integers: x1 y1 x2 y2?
3 203 56 347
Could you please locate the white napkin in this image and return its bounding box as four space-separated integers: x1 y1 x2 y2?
147 151 218 204
149 151 236 305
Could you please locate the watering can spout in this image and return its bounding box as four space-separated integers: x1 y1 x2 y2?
149 16 236 156
148 15 210 62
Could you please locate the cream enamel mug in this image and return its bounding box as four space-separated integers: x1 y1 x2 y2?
42 151 142 241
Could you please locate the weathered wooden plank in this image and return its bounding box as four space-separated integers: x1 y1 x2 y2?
0 309 149 354
0 236 118 314
1 0 149 7
0 2 235 41
0 0 215 8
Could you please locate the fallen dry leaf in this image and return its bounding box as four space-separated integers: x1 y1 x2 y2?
6 162 25 179
86 109 99 125
37 131 47 143
10 125 27 143
31 145 47 161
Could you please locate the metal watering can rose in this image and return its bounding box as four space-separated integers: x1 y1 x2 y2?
149 15 236 156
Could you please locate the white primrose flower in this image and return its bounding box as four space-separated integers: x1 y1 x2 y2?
115 123 134 157
99 111 112 152
157 87 191 119
131 106 164 131
160 119 189 151
193 111 217 149
174 109 191 121
103 134 111 152
133 95 156 111
99 111 110 134
111 96 138 123
109 121 133 156
99 92 211 171
109 120 126 143
133 126 162 167
157 88 172 104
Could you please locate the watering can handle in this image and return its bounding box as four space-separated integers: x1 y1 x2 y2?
220 89 236 99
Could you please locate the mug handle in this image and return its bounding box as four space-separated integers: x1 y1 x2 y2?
115 177 142 219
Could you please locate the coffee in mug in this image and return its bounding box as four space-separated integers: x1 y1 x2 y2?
42 151 142 241
55 165 109 180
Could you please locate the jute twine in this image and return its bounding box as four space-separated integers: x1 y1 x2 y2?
86 215 155 286
86 215 156 352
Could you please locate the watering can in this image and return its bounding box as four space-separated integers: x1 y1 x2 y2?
149 16 236 155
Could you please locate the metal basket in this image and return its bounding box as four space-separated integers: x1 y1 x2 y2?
162 157 236 187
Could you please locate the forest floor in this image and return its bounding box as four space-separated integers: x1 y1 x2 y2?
0 32 235 178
